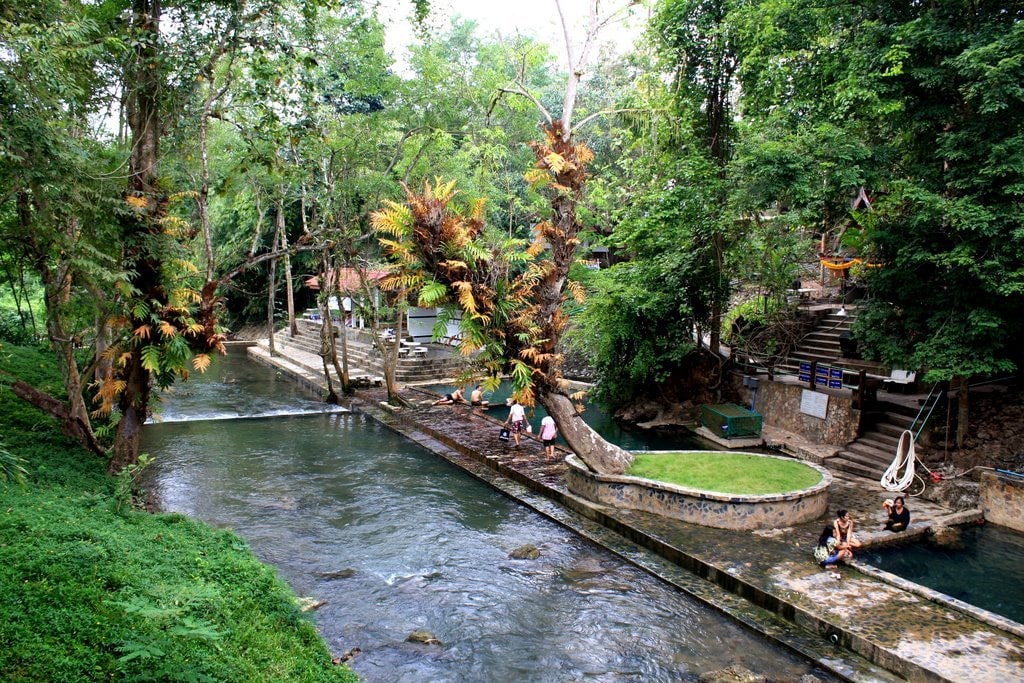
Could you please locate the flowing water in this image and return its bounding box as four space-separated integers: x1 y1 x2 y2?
143 354 832 682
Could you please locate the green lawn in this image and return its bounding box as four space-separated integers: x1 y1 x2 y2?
627 451 822 495
0 344 356 683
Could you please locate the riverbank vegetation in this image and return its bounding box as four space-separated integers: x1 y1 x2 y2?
627 452 822 495
0 345 355 682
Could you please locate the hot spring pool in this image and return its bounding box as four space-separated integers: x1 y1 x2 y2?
862 522 1024 625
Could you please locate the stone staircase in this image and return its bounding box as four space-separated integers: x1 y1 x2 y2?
828 400 918 480
776 307 888 385
787 311 849 367
255 318 468 384
777 307 923 481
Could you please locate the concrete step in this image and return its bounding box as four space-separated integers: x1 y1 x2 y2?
879 410 916 428
875 422 911 439
828 458 880 480
846 438 893 460
841 447 892 473
857 433 899 452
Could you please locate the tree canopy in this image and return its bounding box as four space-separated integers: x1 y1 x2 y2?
2 0 1022 467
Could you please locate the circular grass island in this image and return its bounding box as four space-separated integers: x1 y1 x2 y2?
565 450 831 531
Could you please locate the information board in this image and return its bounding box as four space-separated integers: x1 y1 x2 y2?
800 389 829 419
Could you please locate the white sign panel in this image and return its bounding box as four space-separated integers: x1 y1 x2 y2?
800 389 829 419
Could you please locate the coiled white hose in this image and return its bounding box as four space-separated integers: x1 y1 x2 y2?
881 429 917 492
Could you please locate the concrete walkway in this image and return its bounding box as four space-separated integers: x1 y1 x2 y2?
249 347 1024 682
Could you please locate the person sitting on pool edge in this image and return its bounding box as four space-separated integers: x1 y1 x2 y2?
433 387 467 406
469 385 489 408
883 496 910 532
833 509 862 552
813 524 852 578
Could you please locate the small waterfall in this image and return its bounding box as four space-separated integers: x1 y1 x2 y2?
147 405 349 424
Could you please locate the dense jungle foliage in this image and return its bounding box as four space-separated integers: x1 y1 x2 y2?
2 0 1022 465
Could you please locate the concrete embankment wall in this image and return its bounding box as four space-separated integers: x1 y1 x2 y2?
980 471 1024 532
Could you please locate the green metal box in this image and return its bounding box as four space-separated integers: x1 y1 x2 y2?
700 403 763 439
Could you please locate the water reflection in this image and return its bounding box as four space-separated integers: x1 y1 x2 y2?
143 355 830 682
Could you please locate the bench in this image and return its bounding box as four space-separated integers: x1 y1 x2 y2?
883 369 916 393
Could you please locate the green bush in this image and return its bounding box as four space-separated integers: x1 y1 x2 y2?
0 345 356 682
0 309 36 344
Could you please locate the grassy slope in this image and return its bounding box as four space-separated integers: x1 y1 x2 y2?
0 344 356 683
628 451 822 494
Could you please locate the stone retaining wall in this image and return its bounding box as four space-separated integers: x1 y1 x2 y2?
563 452 832 531
750 379 859 446
980 470 1024 532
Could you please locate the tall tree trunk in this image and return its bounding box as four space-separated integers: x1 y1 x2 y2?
267 248 278 355
321 255 351 395
318 312 340 404
111 0 164 474
955 374 969 449
277 194 298 337
382 289 406 403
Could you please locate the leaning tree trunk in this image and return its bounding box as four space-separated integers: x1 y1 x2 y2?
527 120 634 475
538 392 632 474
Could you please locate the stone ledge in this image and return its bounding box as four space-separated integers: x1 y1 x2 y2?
564 452 832 531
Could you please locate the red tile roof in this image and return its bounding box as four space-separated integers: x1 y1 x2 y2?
304 267 389 292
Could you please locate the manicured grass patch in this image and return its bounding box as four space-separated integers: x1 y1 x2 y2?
627 451 822 494
0 345 356 682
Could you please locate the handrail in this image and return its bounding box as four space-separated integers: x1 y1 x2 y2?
910 383 944 441
908 374 1017 441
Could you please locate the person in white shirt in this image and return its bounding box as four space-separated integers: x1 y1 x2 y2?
505 399 527 447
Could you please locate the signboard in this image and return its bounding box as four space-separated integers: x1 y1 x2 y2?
800 389 829 419
798 362 811 382
798 362 846 389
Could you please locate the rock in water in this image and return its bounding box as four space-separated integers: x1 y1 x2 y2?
406 630 441 645
297 597 326 612
509 544 541 560
316 568 358 580
930 525 964 549
698 665 767 683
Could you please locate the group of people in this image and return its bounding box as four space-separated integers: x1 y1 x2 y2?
503 399 559 458
813 497 910 578
432 389 560 459
432 385 490 408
